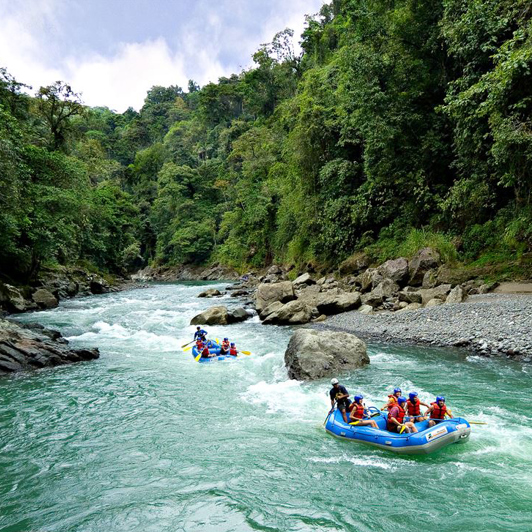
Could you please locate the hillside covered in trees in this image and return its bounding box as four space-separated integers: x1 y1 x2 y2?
1 0 531 284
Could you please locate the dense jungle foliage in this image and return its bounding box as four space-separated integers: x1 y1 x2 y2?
1 0 531 282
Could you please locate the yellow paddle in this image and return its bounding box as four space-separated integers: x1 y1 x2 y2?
183 345 193 352
349 421 361 426
399 424 407 434
240 350 252 355
181 340 194 348
194 353 202 362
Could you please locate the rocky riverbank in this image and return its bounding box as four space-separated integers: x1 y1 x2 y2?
312 293 532 361
0 319 99 375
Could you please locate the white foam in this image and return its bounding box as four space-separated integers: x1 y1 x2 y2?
307 455 394 470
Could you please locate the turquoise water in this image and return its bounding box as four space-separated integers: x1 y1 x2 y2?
1 282 532 532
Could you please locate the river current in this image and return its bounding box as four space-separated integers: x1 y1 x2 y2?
1 282 531 532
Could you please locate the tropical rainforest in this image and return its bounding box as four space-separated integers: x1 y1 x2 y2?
1 0 531 283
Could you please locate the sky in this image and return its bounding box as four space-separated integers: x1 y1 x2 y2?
0 0 325 112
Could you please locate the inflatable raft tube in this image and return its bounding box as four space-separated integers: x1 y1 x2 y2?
192 341 237 363
325 406 471 455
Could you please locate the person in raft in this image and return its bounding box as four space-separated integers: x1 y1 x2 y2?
220 337 230 355
383 387 402 411
196 338 212 359
330 378 351 423
228 342 238 357
349 395 379 428
406 391 430 422
194 327 208 342
426 396 453 427
387 396 418 434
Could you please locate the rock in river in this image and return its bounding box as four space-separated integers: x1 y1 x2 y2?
255 281 295 313
0 319 99 375
284 329 369 381
198 289 222 298
190 306 251 325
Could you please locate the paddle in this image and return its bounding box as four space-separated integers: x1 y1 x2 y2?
399 424 407 434
183 345 194 352
194 352 202 362
323 403 336 426
181 340 194 348
240 350 252 355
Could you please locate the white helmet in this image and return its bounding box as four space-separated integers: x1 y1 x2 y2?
331 378 339 385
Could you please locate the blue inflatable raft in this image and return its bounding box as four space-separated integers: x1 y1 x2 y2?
192 341 237 364
325 406 471 455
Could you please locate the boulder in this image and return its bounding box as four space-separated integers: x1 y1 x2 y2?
356 268 384 292
398 287 422 304
262 300 314 325
312 314 327 323
0 283 27 313
255 281 295 313
396 302 422 313
436 264 472 287
338 252 370 276
425 298 444 307
231 289 250 297
408 247 441 286
259 301 284 320
316 292 361 315
32 289 58 309
422 269 438 289
89 277 110 295
190 306 231 325
198 289 222 298
359 305 374 314
446 286 465 305
0 319 99 375
296 284 322 307
377 257 409 285
284 329 369 381
419 284 452 306
293 273 316 288
361 279 399 308
228 307 251 323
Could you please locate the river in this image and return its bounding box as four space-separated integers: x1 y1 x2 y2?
1 282 531 531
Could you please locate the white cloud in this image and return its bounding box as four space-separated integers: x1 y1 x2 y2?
0 0 325 112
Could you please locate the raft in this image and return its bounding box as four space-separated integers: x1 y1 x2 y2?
325 406 471 455
191 340 237 364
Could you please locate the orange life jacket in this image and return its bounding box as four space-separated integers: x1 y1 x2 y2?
387 405 405 431
407 399 421 416
351 402 365 420
430 402 447 420
229 346 237 356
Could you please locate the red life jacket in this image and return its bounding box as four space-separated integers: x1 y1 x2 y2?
196 341 204 350
351 402 365 420
387 405 405 431
229 347 237 356
407 399 421 416
201 346 210 357
430 402 447 420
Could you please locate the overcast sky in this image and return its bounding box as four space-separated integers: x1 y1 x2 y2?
0 0 325 112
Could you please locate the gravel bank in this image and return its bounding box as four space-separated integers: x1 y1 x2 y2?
313 294 532 361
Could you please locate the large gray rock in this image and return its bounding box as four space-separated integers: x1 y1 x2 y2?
259 301 284 320
316 292 361 315
32 289 58 309
262 300 314 325
361 279 400 307
446 285 465 305
0 283 27 313
356 268 384 292
378 257 409 285
198 289 222 298
229 307 252 323
422 269 438 289
425 298 444 308
408 248 441 286
190 306 231 325
296 285 323 307
89 276 110 295
255 281 295 313
284 329 369 381
419 284 452 306
398 287 422 304
293 273 316 288
396 302 423 313
0 319 99 375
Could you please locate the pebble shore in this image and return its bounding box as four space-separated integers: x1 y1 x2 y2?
313 294 532 361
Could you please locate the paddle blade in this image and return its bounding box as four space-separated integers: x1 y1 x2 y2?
399 425 406 434
349 421 360 426
241 350 251 355
183 346 193 352
468 421 487 425
194 353 202 362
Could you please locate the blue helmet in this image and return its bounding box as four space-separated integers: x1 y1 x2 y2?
436 396 445 403
409 392 418 400
394 388 402 394
230 342 235 346
354 395 364 402
224 338 228 341
397 396 407 405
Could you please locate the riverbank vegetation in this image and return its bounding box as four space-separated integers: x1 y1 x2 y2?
1 0 531 283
